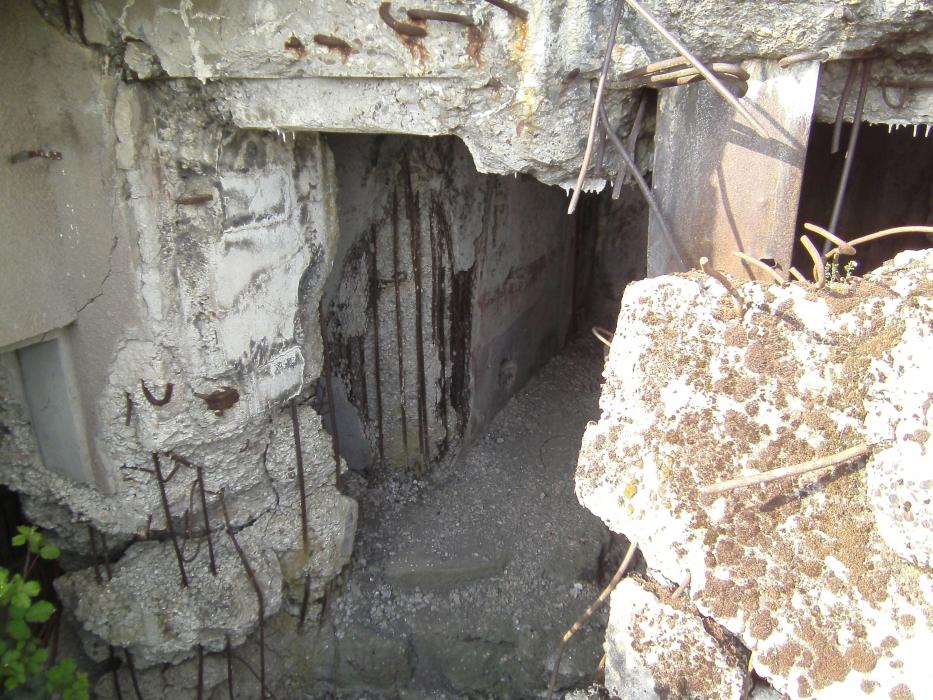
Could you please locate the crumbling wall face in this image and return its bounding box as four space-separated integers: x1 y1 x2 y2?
1 64 356 683
576 250 933 699
322 134 572 473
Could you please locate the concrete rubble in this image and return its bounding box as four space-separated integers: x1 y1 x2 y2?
577 249 933 699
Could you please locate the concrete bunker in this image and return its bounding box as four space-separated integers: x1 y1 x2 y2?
0 1 931 699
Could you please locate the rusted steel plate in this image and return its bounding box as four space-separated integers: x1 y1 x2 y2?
647 59 821 280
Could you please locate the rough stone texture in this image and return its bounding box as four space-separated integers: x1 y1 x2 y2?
577 249 933 699
72 0 933 188
605 578 749 700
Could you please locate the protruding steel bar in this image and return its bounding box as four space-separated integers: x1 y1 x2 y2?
407 9 474 25
483 0 528 20
379 2 427 37
612 91 646 199
827 60 871 245
598 103 687 271
831 60 859 155
289 398 310 551
621 0 767 137
152 453 189 587
567 0 625 215
778 50 828 68
193 463 218 575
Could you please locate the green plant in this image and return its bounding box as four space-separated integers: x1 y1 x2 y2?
824 258 858 285
0 526 88 700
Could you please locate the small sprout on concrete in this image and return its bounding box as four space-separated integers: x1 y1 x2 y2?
699 257 744 312
546 539 638 700
700 443 871 496
140 379 173 406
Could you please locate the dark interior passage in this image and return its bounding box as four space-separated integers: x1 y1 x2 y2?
318 134 645 477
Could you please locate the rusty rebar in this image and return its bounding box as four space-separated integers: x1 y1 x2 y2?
193 462 217 575
196 645 204 700
289 397 311 550
591 326 614 348
612 91 647 199
298 574 312 631
219 490 267 699
701 443 871 495
546 540 638 700
225 635 235 699
621 0 766 137
369 231 386 466
778 50 828 68
140 380 173 406
391 189 411 467
824 225 933 258
124 392 133 426
803 222 855 256
598 103 687 271
124 650 143 700
87 525 103 584
100 531 113 581
379 2 428 37
699 257 745 312
567 0 624 215
828 60 871 244
407 8 474 25
319 305 343 491
831 60 859 155
799 235 826 288
108 646 124 700
732 251 787 284
9 150 62 163
483 0 528 20
402 159 431 470
152 453 189 588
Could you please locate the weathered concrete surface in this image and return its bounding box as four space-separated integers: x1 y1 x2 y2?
578 250 933 699
605 578 750 699
649 59 820 278
73 0 933 187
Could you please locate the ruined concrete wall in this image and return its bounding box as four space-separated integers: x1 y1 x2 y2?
322 134 572 473
0 6 355 685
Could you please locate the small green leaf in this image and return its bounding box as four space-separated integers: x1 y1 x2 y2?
39 545 60 561
11 593 31 610
25 601 54 623
6 620 30 642
21 581 39 598
11 534 25 547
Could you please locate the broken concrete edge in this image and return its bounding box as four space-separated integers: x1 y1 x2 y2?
577 249 933 699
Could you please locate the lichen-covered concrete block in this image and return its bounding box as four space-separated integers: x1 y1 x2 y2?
605 578 749 699
577 250 933 699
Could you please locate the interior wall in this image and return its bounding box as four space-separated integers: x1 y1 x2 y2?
321 134 575 474
795 122 933 272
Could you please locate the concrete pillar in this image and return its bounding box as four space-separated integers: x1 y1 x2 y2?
648 60 821 279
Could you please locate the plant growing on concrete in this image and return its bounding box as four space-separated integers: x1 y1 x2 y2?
0 525 88 700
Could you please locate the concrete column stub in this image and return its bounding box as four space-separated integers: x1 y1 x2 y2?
648 60 821 279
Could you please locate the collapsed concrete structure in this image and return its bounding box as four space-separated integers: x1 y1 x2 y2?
0 0 931 697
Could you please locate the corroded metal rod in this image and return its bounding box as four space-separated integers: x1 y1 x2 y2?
831 61 859 155
701 443 871 495
546 540 639 700
289 398 310 550
828 60 871 244
567 0 624 215
153 453 188 587
621 0 767 137
599 103 687 271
